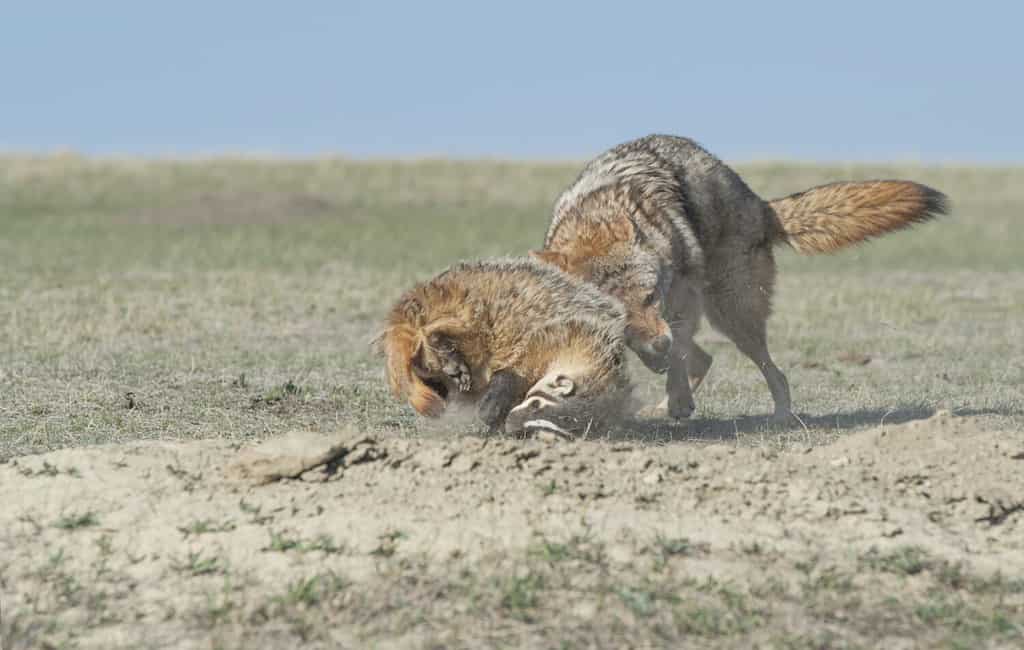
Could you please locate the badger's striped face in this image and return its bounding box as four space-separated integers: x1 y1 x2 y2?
504 372 578 436
504 370 628 437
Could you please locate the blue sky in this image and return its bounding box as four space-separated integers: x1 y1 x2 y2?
2 2 1021 161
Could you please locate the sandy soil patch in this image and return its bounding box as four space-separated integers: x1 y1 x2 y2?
3 411 1022 648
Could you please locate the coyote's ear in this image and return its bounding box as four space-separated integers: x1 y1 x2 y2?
401 297 424 324
406 341 447 417
530 249 570 271
381 326 419 396
368 329 388 354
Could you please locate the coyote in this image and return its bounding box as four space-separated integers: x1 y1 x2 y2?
375 257 631 436
532 134 947 422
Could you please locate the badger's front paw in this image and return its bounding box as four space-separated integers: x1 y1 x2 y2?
476 369 523 434
478 396 508 434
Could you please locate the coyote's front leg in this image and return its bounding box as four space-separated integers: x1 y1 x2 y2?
660 277 712 419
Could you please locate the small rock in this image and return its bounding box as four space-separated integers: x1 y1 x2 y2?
642 470 664 485
624 455 654 472
417 447 459 469
226 430 372 485
607 543 634 565
299 468 327 483
557 445 578 458
345 441 385 466
449 455 478 473
572 600 598 620
513 448 541 464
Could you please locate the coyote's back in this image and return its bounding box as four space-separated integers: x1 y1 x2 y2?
548 133 948 256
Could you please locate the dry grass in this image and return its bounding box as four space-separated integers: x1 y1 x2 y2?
8 535 1021 649
2 155 1020 459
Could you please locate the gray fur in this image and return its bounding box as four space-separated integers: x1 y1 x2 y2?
545 134 792 420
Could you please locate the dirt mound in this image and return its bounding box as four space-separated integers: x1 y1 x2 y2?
3 412 1022 648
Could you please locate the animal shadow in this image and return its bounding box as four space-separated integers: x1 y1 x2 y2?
603 406 1014 443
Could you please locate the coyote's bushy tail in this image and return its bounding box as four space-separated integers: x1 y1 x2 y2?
768 181 948 254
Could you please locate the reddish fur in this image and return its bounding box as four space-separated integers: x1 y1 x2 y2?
769 181 948 254
531 217 668 345
375 259 628 424
542 202 638 266
530 249 570 270
377 323 446 417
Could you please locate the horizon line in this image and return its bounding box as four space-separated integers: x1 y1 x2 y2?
1 148 1021 169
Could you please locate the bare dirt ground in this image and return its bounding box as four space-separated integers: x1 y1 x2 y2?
4 411 1022 649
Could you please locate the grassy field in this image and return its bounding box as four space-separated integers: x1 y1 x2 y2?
2 155 1021 457
1 153 1022 648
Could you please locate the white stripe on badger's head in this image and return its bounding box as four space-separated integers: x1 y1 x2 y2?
518 419 572 439
506 373 579 435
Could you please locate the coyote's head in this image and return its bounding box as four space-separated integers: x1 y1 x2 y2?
374 298 476 417
532 219 673 372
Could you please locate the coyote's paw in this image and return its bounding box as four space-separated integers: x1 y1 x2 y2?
768 410 795 427
666 395 695 420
